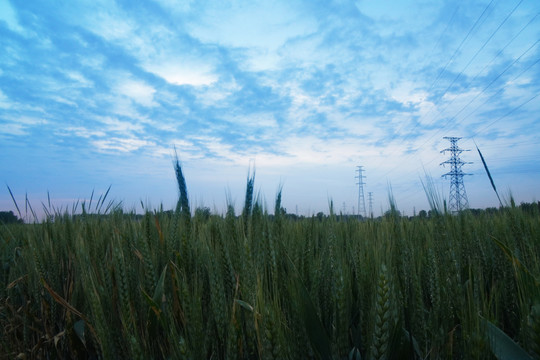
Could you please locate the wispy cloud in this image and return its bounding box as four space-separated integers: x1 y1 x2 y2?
186 1 318 71
144 60 217 86
114 78 157 107
0 0 25 35
92 137 154 153
0 90 11 109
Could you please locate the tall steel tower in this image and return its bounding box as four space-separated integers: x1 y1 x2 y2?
356 166 367 218
440 137 472 212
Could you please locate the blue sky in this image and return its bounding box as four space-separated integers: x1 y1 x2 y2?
1 0 539 219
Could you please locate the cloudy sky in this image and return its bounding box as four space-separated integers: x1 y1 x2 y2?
1 0 539 218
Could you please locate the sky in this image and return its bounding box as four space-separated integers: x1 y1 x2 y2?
1 0 539 219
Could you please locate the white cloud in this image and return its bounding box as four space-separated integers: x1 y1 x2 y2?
154 0 194 13
140 118 177 132
354 1 438 35
49 95 78 107
64 2 218 87
85 8 136 42
79 54 106 69
0 90 12 109
0 123 26 136
187 2 317 50
58 126 107 138
11 116 48 126
149 138 199 159
333 116 386 138
194 78 241 105
186 1 318 71
0 115 47 136
189 135 243 162
390 81 428 107
65 71 93 88
224 113 278 128
95 116 144 133
115 79 157 107
92 137 154 153
0 0 25 34
184 132 373 171
143 61 217 86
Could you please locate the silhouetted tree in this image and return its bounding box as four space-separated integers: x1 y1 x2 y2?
0 211 23 224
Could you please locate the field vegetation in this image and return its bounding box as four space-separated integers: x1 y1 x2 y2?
1 162 539 359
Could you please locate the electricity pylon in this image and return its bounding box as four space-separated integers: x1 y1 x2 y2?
440 137 472 212
356 166 366 218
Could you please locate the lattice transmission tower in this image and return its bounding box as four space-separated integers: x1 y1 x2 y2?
356 166 367 218
440 137 472 212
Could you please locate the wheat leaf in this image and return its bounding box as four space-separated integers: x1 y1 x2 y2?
481 316 533 360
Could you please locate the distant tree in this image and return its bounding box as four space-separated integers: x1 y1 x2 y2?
418 210 427 219
0 211 23 224
316 212 324 222
384 208 401 219
162 210 174 218
485 207 499 215
285 213 300 221
520 201 540 215
195 207 211 221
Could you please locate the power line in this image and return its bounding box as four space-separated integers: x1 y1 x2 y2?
469 91 540 137
426 0 496 95
370 1 530 185
380 89 540 207
417 90 538 171
357 2 540 210
390 2 495 139
428 5 461 56
422 0 525 122
445 56 540 132
391 3 535 152
418 41 540 143
372 90 540 208
465 11 540 90
371 39 540 188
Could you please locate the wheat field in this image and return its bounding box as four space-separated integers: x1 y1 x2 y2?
1 164 539 359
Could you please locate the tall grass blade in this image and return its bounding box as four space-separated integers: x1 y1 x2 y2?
7 185 22 219
41 277 98 340
41 201 51 219
476 144 503 207
154 265 168 305
97 185 112 214
481 316 533 360
420 170 444 214
72 198 79 214
88 189 95 212
25 193 37 222
287 256 332 359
